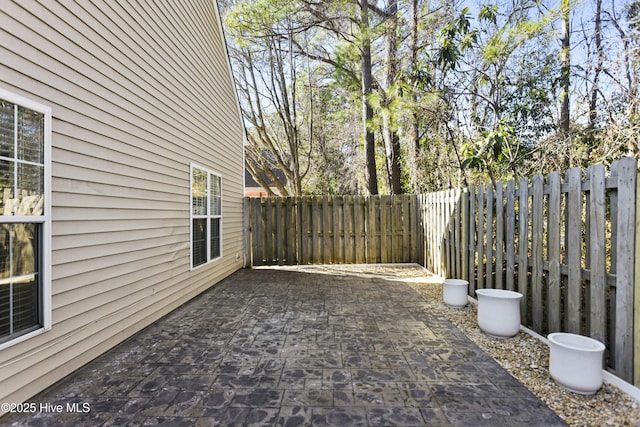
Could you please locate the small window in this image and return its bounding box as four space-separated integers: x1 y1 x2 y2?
0 89 51 348
190 164 222 268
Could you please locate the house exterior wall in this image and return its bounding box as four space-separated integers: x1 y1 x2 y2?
0 0 245 406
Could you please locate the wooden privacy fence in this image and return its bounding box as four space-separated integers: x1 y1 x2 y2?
244 195 422 266
244 157 639 385
422 157 638 384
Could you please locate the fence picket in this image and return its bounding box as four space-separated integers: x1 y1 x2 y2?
410 195 419 263
381 196 389 263
566 168 582 334
547 172 561 333
486 185 494 289
477 186 485 289
588 164 606 342
518 178 529 324
355 197 365 263
505 180 516 291
300 196 309 264
368 196 377 263
250 197 262 266
461 189 469 283
264 197 274 264
612 157 636 381
531 175 544 332
286 197 296 265
333 196 342 263
243 198 250 267
468 187 476 292
322 196 330 263
454 190 461 277
344 196 353 262
495 182 504 290
275 197 284 266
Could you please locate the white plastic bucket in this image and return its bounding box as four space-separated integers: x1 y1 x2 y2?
548 332 605 395
475 289 523 338
443 279 469 308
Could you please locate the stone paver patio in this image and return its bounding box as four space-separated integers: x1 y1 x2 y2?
4 267 566 426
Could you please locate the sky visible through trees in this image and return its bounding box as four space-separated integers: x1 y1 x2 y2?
219 0 640 195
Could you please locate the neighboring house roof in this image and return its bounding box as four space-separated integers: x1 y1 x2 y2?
244 167 287 196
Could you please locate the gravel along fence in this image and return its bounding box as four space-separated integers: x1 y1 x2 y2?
289 264 640 426
406 275 640 427
285 264 640 427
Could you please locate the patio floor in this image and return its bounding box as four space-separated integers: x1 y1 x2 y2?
4 266 566 426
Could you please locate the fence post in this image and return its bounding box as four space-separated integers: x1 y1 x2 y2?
243 197 251 267
461 189 469 283
635 167 640 386
468 187 476 293
477 185 485 289
250 197 263 266
612 157 636 382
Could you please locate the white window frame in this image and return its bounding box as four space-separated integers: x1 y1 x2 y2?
0 88 52 350
190 163 222 269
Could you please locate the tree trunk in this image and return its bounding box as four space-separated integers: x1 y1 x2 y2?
588 0 602 130
361 0 378 194
403 0 421 192
382 0 402 194
559 0 571 165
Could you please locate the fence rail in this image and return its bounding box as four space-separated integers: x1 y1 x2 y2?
244 157 638 385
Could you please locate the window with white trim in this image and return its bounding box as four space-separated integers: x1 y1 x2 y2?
0 89 51 347
190 164 222 268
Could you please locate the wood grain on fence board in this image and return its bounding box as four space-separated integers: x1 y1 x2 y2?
461 189 469 282
547 172 561 333
250 197 262 266
468 187 477 292
243 198 251 267
477 186 485 291
506 180 516 291
566 168 582 334
495 182 504 290
612 157 636 381
531 175 544 332
635 174 640 386
518 177 529 324
588 164 606 343
486 185 494 289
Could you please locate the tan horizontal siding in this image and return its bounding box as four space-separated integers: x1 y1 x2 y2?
53 232 189 266
53 218 187 237
0 0 245 409
5 2 234 151
2 258 239 405
53 226 188 250
51 253 188 296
